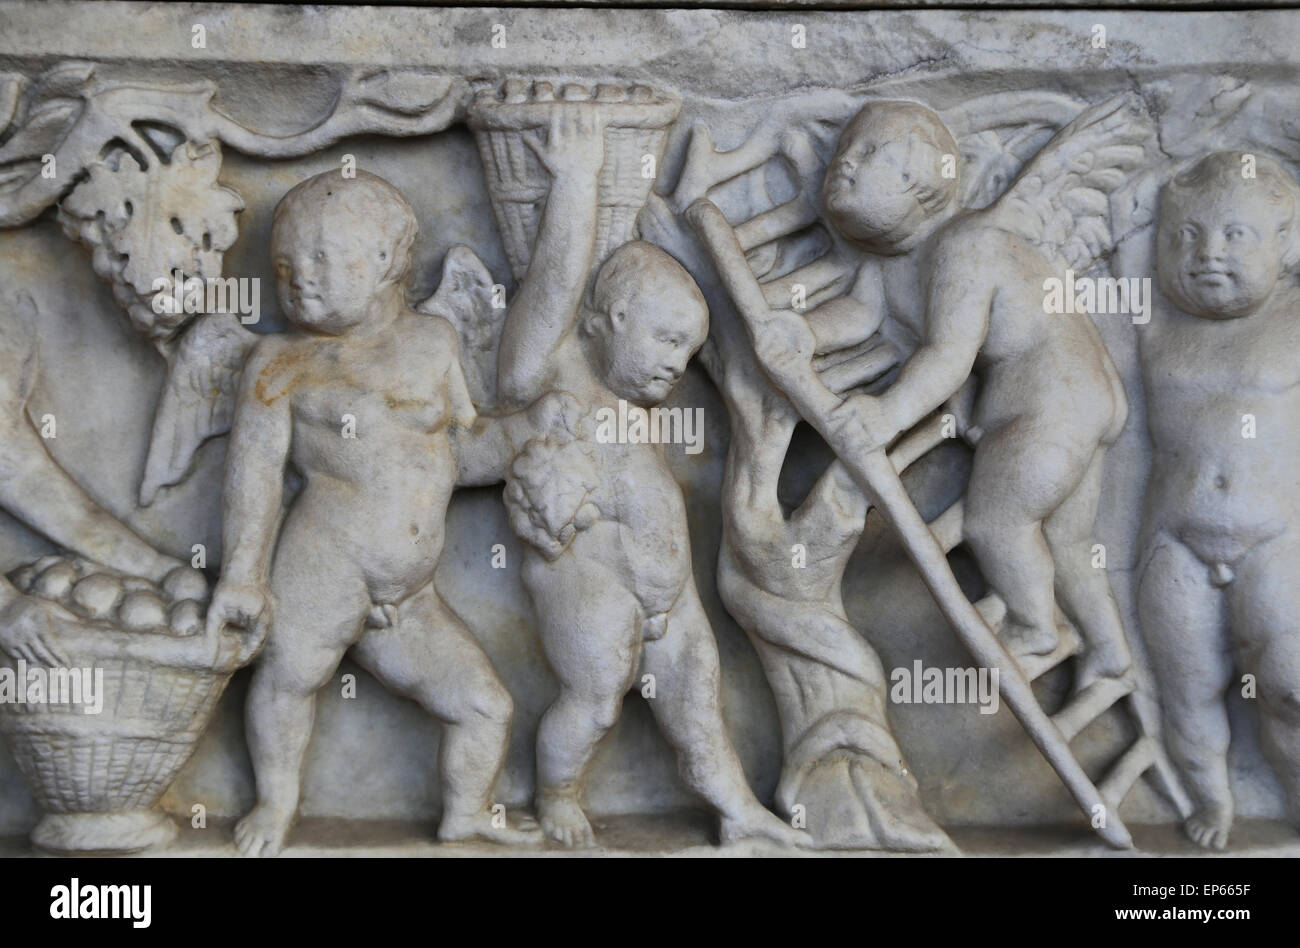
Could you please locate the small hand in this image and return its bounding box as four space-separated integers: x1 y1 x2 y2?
522 106 606 182
750 309 818 391
826 393 900 456
205 579 273 645
0 595 72 666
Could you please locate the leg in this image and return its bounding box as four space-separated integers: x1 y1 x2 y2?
1043 447 1133 690
351 581 540 845
963 421 1085 657
641 584 804 846
526 555 642 848
236 528 370 857
1138 533 1234 849
1228 534 1300 829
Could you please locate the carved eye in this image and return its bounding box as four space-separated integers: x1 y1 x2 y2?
1179 225 1199 242
315 250 325 262
1225 226 1246 241
378 250 387 261
170 217 183 235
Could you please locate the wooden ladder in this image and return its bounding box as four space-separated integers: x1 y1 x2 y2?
899 417 1194 841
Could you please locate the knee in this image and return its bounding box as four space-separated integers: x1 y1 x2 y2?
439 675 514 729
472 677 514 728
253 652 335 698
587 692 624 733
553 688 623 734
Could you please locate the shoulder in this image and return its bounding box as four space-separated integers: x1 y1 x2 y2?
938 209 1018 254
403 310 460 353
927 212 1015 285
243 332 303 402
247 332 295 371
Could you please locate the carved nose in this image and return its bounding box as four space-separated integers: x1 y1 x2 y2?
1197 235 1226 260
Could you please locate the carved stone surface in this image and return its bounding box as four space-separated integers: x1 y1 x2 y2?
0 1 1298 857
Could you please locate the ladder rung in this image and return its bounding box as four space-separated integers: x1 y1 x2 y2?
760 256 845 309
1052 675 1136 741
929 500 964 553
974 597 1083 683
736 195 820 252
1099 737 1157 809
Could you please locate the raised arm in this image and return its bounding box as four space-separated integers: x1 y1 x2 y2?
496 107 606 408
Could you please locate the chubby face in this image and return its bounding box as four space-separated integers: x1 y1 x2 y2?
596 285 709 405
272 208 392 335
823 120 938 254
1158 185 1291 319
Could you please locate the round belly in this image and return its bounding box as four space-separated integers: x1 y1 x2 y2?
1152 459 1290 564
294 470 455 601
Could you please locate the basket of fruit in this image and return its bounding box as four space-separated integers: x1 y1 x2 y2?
467 79 681 281
0 553 260 854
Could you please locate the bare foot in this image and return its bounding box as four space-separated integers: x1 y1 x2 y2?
1000 619 1058 658
1074 635 1133 695
538 791 596 848
720 806 808 848
1184 804 1232 850
234 803 294 858
438 809 544 846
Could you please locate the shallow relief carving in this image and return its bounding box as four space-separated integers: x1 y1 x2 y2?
0 6 1298 857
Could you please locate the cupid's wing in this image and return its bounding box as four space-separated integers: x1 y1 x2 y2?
987 94 1152 274
416 245 502 410
139 312 257 505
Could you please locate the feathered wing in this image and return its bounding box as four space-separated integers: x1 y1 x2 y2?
941 92 1086 211
139 313 257 505
417 245 503 410
987 94 1153 274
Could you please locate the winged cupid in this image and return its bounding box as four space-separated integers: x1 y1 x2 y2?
691 94 1152 695
138 245 502 506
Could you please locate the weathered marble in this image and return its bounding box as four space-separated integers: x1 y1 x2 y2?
0 1 1297 856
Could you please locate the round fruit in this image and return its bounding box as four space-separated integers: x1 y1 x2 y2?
32 554 66 574
71 573 124 620
33 562 79 602
168 599 204 636
118 590 168 632
162 567 209 604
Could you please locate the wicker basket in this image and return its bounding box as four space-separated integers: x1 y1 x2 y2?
468 79 681 281
0 556 253 853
